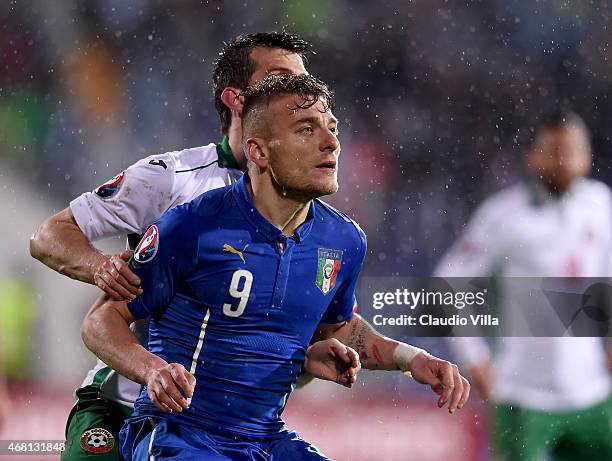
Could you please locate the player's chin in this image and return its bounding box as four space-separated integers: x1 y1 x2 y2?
290 176 338 200
309 176 338 197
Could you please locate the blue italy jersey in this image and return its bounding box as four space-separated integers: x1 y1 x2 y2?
127 176 367 439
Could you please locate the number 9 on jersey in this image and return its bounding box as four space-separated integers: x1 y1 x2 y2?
222 269 253 318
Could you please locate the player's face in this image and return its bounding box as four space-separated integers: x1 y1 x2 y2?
529 125 592 192
248 47 308 85
265 94 340 200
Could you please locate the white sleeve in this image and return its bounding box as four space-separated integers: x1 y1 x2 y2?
69 153 177 241
435 199 504 368
434 199 504 277
448 337 491 368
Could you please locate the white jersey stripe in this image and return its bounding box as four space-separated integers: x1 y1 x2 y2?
148 425 158 461
190 308 211 375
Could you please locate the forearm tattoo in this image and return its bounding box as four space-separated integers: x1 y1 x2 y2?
347 317 382 368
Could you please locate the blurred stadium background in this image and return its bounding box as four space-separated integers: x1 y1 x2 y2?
1 0 611 459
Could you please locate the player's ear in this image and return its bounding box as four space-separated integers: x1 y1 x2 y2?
245 137 269 171
220 87 244 115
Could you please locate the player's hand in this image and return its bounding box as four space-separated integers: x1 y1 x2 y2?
304 338 361 388
145 362 196 413
410 353 470 414
93 250 143 301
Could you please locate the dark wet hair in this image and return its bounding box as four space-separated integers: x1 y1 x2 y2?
525 109 589 146
241 74 335 142
212 32 313 134
539 109 586 131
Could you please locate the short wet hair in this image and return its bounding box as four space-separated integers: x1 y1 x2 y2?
241 74 334 144
212 32 313 134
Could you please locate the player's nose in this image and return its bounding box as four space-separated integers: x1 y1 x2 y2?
320 128 340 153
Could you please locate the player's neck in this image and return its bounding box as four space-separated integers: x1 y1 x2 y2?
247 179 311 237
536 176 571 197
227 122 248 171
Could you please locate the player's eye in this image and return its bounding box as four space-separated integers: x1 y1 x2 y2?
329 126 339 135
300 126 314 135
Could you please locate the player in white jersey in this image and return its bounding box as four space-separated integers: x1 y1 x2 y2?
435 111 612 461
30 32 314 461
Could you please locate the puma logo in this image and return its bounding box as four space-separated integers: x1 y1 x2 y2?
223 243 249 264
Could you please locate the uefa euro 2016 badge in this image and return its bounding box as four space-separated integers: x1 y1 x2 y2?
80 428 115 454
316 248 343 295
134 225 159 263
94 171 125 199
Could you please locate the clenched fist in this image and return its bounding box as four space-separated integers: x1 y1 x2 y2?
94 250 143 301
304 338 361 388
145 362 196 413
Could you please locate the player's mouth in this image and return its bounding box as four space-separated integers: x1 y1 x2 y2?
315 160 337 172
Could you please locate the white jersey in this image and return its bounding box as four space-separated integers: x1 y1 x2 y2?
70 140 242 406
435 178 612 411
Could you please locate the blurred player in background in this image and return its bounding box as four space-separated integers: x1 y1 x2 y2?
82 74 470 461
30 31 312 461
435 111 612 460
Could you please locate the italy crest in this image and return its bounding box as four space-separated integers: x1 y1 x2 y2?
316 248 343 295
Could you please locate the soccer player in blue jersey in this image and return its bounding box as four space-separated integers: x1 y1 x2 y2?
31 32 315 460
82 74 470 460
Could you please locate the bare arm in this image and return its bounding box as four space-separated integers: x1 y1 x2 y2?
314 313 401 370
81 293 194 412
315 313 470 413
30 207 105 283
30 207 141 300
81 294 155 383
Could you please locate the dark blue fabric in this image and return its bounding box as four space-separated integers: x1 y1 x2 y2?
125 176 366 439
121 417 332 461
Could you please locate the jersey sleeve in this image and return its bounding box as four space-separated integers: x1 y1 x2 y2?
321 226 367 324
127 203 198 319
434 198 505 277
69 152 178 241
600 183 612 276
448 337 492 368
435 200 503 367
